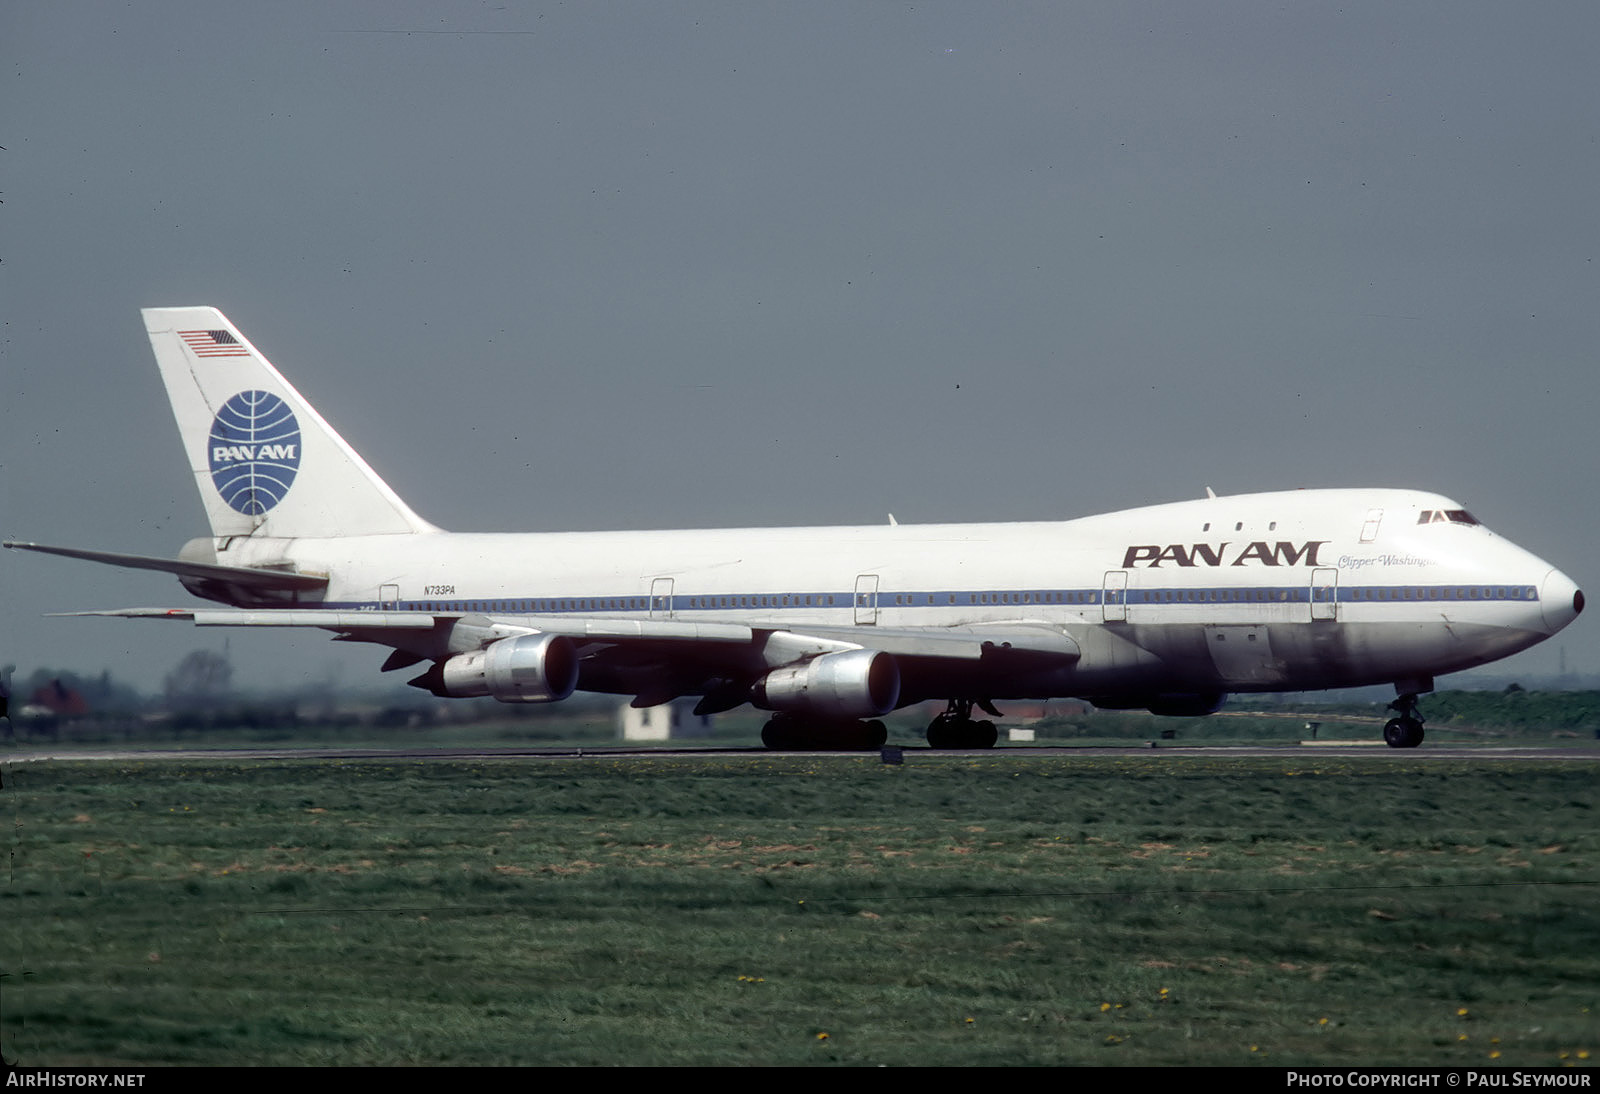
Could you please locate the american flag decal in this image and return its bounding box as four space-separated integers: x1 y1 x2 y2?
179 329 250 357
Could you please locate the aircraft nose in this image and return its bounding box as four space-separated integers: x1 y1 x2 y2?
1539 568 1585 634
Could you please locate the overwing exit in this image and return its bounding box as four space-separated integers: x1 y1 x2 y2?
5 308 1584 749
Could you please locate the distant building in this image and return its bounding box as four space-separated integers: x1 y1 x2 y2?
29 678 89 717
617 701 714 741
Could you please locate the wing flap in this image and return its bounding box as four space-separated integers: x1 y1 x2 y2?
773 623 1081 662
533 618 754 643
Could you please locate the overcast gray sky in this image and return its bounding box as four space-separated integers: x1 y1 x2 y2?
4 1 1596 694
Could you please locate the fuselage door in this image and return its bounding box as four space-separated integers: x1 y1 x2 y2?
1311 568 1338 621
1102 570 1128 622
650 577 674 620
854 574 880 625
379 583 399 610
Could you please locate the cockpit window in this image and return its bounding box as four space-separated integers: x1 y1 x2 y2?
1416 509 1480 526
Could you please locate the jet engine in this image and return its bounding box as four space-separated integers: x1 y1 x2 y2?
753 649 900 720
416 633 579 703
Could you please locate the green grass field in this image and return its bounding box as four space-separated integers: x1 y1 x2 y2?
3 753 1597 1066
12 687 1600 752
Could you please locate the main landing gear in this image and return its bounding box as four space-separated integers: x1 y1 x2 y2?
925 699 999 750
1383 691 1426 749
760 713 888 751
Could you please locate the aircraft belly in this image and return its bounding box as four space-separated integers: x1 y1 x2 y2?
1312 619 1550 684
1116 618 1551 694
1123 620 1405 692
898 616 1556 699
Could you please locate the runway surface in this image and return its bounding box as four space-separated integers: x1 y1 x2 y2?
5 742 1598 764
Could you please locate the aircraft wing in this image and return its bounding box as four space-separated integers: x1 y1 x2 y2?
57 606 755 641
54 606 1080 660
53 606 1082 715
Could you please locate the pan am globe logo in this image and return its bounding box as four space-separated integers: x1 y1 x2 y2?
208 390 302 515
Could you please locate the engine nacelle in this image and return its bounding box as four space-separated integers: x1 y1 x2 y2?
434 633 579 703
753 649 900 720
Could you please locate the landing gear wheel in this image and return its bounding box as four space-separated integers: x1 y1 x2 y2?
761 716 797 750
926 713 958 750
863 720 888 749
1383 716 1424 749
763 715 891 751
924 702 1000 749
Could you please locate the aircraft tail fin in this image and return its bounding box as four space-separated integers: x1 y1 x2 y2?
142 307 440 540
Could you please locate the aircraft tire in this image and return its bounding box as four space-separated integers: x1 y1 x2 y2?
761 716 798 750
765 715 888 751
1383 717 1424 749
863 720 888 749
926 715 999 749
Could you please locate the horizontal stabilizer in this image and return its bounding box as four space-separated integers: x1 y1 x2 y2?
3 540 327 593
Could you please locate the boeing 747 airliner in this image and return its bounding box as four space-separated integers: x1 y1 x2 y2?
6 308 1584 749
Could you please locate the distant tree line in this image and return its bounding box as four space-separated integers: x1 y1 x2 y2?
1421 687 1600 734
12 666 147 715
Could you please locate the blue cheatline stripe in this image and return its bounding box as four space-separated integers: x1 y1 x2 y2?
322 581 1540 614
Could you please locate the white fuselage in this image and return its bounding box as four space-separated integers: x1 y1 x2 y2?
202 487 1581 703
